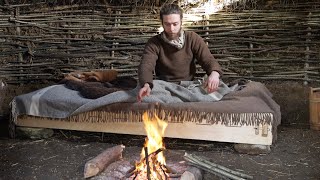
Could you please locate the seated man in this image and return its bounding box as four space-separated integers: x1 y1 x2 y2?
137 4 222 102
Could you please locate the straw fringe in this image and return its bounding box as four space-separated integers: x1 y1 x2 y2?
61 109 274 126
11 103 274 126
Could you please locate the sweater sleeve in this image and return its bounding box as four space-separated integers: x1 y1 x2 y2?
190 32 223 76
138 37 160 88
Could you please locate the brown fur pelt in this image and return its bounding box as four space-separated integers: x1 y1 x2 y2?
59 70 137 99
62 76 137 99
60 69 119 84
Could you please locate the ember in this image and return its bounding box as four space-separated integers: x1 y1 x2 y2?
126 111 171 179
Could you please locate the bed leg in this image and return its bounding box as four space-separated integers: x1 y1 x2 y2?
8 114 16 139
234 144 271 155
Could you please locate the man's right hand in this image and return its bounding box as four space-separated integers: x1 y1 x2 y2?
137 83 151 102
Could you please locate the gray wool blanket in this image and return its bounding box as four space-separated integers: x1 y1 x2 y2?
11 80 237 120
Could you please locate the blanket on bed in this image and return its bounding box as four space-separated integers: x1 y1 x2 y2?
11 80 237 120
11 79 281 127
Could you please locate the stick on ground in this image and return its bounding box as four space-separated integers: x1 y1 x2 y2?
184 153 253 180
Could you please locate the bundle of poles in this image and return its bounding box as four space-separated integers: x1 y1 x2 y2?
184 153 253 180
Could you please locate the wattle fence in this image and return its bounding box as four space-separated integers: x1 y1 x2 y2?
0 1 319 84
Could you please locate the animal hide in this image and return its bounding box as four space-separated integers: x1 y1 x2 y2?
60 69 119 83
60 70 137 99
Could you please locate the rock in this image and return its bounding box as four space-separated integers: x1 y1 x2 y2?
180 166 203 180
234 144 271 155
16 127 54 139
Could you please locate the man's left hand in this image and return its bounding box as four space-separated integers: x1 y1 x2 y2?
205 71 220 93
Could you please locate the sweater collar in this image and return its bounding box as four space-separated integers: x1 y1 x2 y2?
161 30 185 50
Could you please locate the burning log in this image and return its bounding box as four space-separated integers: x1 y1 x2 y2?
83 144 125 178
125 147 184 179
125 166 138 178
144 147 151 180
184 153 253 180
125 147 167 179
163 164 178 174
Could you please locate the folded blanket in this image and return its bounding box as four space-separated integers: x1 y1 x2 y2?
11 80 236 121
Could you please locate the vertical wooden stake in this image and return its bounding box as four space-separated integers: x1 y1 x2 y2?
14 7 23 84
304 12 312 85
144 147 151 180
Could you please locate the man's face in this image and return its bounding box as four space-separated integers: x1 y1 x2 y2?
162 14 182 40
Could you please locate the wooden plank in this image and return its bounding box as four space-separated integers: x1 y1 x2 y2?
16 116 273 145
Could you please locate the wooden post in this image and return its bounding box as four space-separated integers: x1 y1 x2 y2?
14 7 23 83
15 7 22 62
111 10 120 59
156 0 160 6
249 37 254 77
304 12 312 85
203 14 209 46
66 22 71 64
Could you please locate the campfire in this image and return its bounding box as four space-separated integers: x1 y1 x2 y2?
83 111 254 179
126 111 174 179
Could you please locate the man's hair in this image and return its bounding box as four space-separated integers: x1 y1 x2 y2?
160 4 183 21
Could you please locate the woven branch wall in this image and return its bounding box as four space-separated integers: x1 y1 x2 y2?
0 1 319 84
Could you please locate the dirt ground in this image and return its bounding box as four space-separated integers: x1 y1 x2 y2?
0 81 319 179
0 126 319 180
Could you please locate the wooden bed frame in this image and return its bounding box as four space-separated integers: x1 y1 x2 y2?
14 111 274 145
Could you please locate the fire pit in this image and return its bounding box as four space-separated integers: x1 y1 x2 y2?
84 111 253 180
124 112 180 179
83 111 194 179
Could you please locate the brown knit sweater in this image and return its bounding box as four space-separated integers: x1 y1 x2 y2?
138 31 222 87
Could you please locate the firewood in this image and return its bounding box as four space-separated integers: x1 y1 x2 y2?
83 144 125 178
180 166 203 180
184 153 253 180
144 146 151 180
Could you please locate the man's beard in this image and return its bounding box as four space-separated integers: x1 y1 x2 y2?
165 28 181 40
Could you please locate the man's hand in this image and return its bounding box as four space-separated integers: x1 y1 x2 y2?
137 83 151 102
205 71 220 93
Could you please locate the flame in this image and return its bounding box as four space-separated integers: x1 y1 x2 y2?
142 112 168 164
135 111 168 179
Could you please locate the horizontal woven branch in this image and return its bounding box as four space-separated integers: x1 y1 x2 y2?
0 2 320 84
